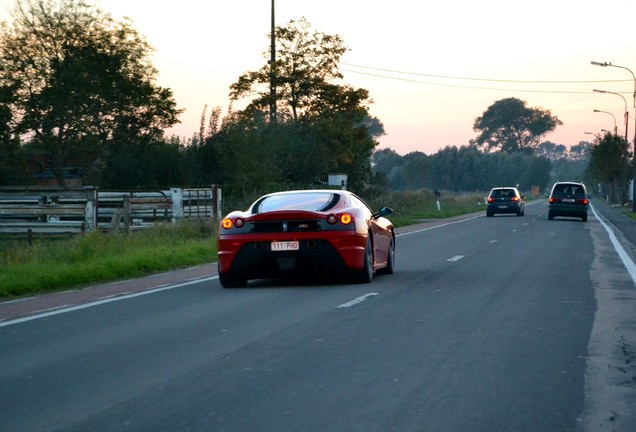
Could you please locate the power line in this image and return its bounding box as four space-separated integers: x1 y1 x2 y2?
340 62 631 84
338 68 591 94
339 63 632 94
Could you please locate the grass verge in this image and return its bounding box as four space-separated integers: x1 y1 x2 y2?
0 219 216 298
616 204 636 221
368 190 486 226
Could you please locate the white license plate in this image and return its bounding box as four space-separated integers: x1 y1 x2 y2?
498 205 508 209
271 241 299 251
563 198 575 203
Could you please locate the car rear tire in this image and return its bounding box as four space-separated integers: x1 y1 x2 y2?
377 236 395 275
486 210 493 217
548 210 554 220
218 265 247 288
582 214 588 222
352 237 373 283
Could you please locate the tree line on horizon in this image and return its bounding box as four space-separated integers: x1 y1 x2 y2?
0 0 629 203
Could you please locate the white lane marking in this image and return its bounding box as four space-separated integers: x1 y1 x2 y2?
186 276 209 282
0 277 219 328
447 255 464 262
489 240 498 244
337 293 379 308
36 304 75 313
590 204 636 285
2 296 36 304
396 215 482 237
97 292 134 300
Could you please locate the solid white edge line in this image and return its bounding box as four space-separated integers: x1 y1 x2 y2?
590 203 636 286
0 276 219 328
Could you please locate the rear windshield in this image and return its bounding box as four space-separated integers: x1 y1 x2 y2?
253 192 339 213
490 189 516 198
552 184 585 196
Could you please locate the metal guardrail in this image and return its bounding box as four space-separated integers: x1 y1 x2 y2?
0 186 222 236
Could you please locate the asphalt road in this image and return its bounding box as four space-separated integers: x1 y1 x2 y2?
1 200 635 432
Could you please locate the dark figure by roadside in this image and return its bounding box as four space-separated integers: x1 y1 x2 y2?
434 190 441 199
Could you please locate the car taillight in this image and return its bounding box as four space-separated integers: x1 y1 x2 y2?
326 213 353 225
487 197 494 203
578 199 589 205
221 217 245 230
549 197 559 204
512 196 519 202
221 218 233 229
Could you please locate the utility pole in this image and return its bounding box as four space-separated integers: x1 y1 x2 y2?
269 0 277 125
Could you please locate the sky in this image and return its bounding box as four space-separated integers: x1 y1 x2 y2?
1 0 636 155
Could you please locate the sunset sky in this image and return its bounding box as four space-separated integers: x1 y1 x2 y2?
2 0 635 155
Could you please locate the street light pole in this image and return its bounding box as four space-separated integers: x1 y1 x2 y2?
594 109 617 134
593 89 629 143
591 61 636 210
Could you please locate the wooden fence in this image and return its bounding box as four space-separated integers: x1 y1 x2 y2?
0 186 222 237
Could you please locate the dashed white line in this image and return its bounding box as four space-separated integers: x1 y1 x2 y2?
337 293 379 308
447 255 464 262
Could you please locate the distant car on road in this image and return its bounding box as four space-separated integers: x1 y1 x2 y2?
486 187 525 217
216 189 395 287
548 181 589 222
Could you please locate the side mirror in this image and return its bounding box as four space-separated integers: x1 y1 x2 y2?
375 207 393 218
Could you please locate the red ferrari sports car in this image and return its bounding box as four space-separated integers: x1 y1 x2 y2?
216 189 395 287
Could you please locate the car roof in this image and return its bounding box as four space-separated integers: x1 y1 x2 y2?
553 181 585 186
551 181 587 190
264 189 346 196
550 182 587 195
490 187 518 191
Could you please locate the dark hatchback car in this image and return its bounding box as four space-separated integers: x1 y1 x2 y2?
548 181 589 221
486 187 525 217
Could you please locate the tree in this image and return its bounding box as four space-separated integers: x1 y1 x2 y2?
586 132 631 202
401 151 430 190
230 17 347 123
302 84 380 190
472 98 562 154
226 18 380 192
0 0 182 186
100 136 186 189
569 141 593 161
0 83 28 183
372 148 403 174
536 141 567 160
